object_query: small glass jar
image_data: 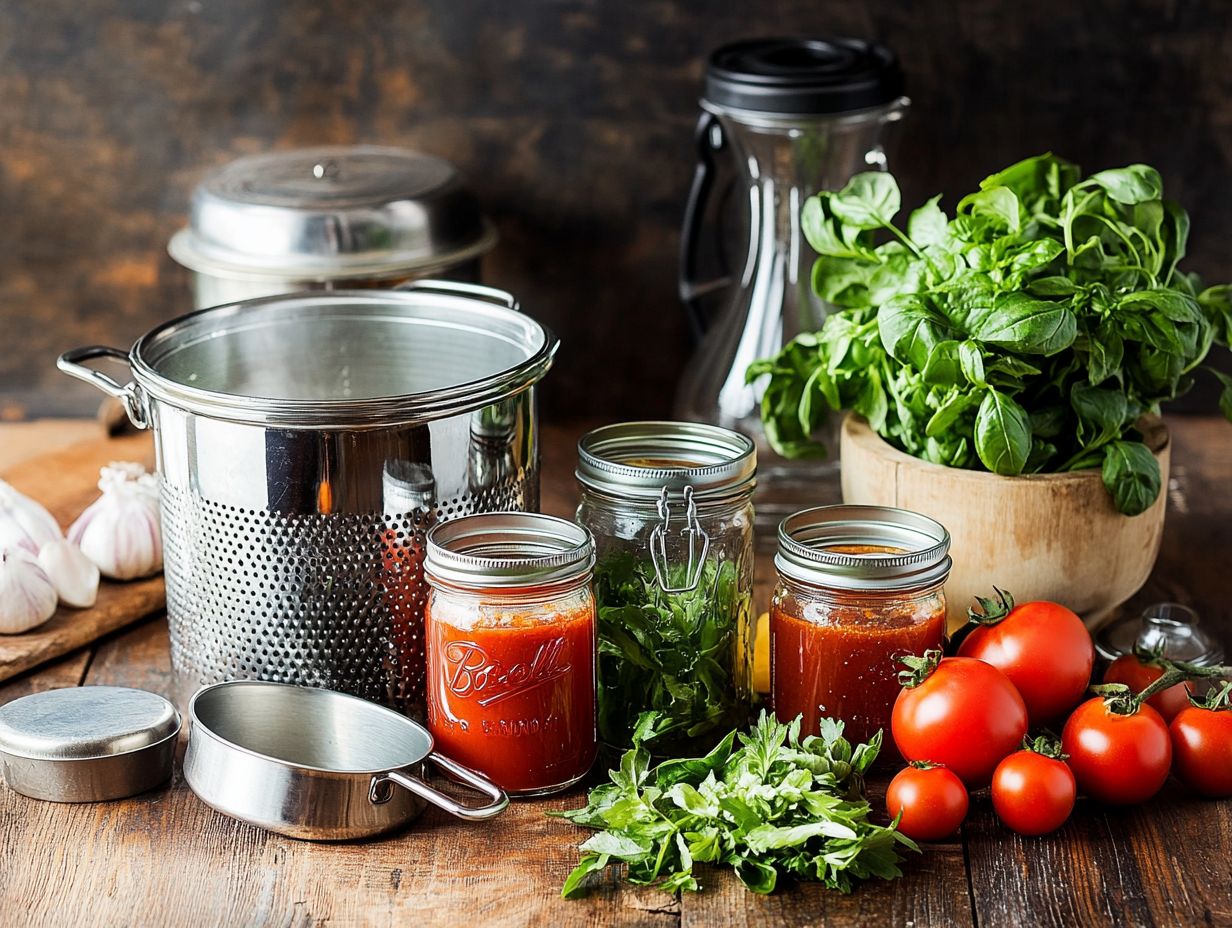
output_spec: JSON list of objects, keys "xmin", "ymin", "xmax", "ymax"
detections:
[
  {"xmin": 576, "ymin": 422, "xmax": 756, "ymax": 756},
  {"xmin": 423, "ymin": 513, "xmax": 597, "ymax": 797},
  {"xmin": 772, "ymin": 505, "xmax": 951, "ymax": 746}
]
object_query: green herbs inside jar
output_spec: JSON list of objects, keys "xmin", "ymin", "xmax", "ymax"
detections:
[{"xmin": 575, "ymin": 422, "xmax": 756, "ymax": 756}]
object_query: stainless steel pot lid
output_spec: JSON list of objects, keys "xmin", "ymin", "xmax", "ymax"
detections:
[
  {"xmin": 124, "ymin": 284, "xmax": 558, "ymax": 428},
  {"xmin": 0, "ymin": 686, "xmax": 180, "ymax": 761},
  {"xmin": 168, "ymin": 146, "xmax": 497, "ymax": 280}
]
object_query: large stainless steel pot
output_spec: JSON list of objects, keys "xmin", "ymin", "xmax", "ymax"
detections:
[
  {"xmin": 185, "ymin": 681, "xmax": 507, "ymax": 840},
  {"xmin": 58, "ymin": 281, "xmax": 558, "ymax": 716}
]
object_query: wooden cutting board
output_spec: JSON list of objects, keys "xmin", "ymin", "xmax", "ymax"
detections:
[{"xmin": 0, "ymin": 430, "xmax": 164, "ymax": 683}]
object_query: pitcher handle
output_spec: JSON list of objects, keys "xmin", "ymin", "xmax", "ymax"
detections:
[
  {"xmin": 395, "ymin": 279, "xmax": 520, "ymax": 313},
  {"xmin": 373, "ymin": 752, "xmax": 509, "ymax": 821},
  {"xmin": 678, "ymin": 111, "xmax": 730, "ymax": 342},
  {"xmin": 57, "ymin": 346, "xmax": 149, "ymax": 430}
]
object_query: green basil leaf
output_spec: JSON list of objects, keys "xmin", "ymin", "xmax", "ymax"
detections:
[
  {"xmin": 979, "ymin": 152, "xmax": 1079, "ymax": 202},
  {"xmin": 974, "ymin": 389, "xmax": 1031, "ymax": 475},
  {"xmin": 1087, "ymin": 325, "xmax": 1124, "ymax": 386},
  {"xmin": 829, "ymin": 172, "xmax": 902, "ymax": 230},
  {"xmin": 1101, "ymin": 441, "xmax": 1161, "ymax": 515},
  {"xmin": 1070, "ymin": 382, "xmax": 1128, "ymax": 448},
  {"xmin": 969, "ymin": 292, "xmax": 1077, "ymax": 355},
  {"xmin": 922, "ymin": 340, "xmax": 962, "ymax": 385},
  {"xmin": 1006, "ymin": 239, "xmax": 1064, "ymax": 275},
  {"xmin": 958, "ymin": 186, "xmax": 1021, "ymax": 233},
  {"xmin": 1029, "ymin": 405, "xmax": 1068, "ymax": 439},
  {"xmin": 1198, "ymin": 284, "xmax": 1232, "ymax": 343},
  {"xmin": 1087, "ymin": 164, "xmax": 1163, "ymax": 205},
  {"xmin": 854, "ymin": 366, "xmax": 889, "ymax": 431},
  {"xmin": 1210, "ymin": 368, "xmax": 1232, "ymax": 422},
  {"xmin": 878, "ymin": 295, "xmax": 948, "ymax": 368},
  {"xmin": 1120, "ymin": 289, "xmax": 1203, "ymax": 324},
  {"xmin": 925, "ymin": 390, "xmax": 979, "ymax": 438},
  {"xmin": 907, "ymin": 194, "xmax": 948, "ymax": 246},
  {"xmin": 734, "ymin": 857, "xmax": 778, "ymax": 894},
  {"xmin": 1028, "ymin": 276, "xmax": 1082, "ymax": 297},
  {"xmin": 958, "ymin": 340, "xmax": 987, "ymax": 386},
  {"xmin": 1025, "ymin": 438, "xmax": 1059, "ymax": 473},
  {"xmin": 812, "ymin": 255, "xmax": 875, "ymax": 307}
]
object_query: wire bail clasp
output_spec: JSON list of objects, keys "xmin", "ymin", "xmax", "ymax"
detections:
[{"xmin": 648, "ymin": 485, "xmax": 710, "ymax": 594}]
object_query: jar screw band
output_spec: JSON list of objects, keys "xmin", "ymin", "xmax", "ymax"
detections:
[{"xmin": 649, "ymin": 485, "xmax": 710, "ymax": 594}]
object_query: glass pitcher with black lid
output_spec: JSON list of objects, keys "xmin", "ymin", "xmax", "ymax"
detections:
[{"xmin": 675, "ymin": 37, "xmax": 908, "ymax": 526}]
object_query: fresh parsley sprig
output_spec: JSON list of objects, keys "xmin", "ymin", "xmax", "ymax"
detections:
[
  {"xmin": 749, "ymin": 153, "xmax": 1232, "ymax": 515},
  {"xmin": 554, "ymin": 711, "xmax": 916, "ymax": 897}
]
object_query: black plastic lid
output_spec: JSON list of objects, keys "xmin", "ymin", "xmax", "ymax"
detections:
[{"xmin": 703, "ymin": 37, "xmax": 904, "ymax": 116}]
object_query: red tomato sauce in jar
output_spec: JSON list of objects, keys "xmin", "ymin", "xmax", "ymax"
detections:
[
  {"xmin": 423, "ymin": 512, "xmax": 598, "ymax": 797},
  {"xmin": 771, "ymin": 508, "xmax": 952, "ymax": 748},
  {"xmin": 425, "ymin": 600, "xmax": 596, "ymax": 794},
  {"xmin": 771, "ymin": 595, "xmax": 945, "ymax": 745}
]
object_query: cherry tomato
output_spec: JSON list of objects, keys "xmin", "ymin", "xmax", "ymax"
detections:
[
  {"xmin": 958, "ymin": 597, "xmax": 1093, "ymax": 725},
  {"xmin": 1061, "ymin": 697, "xmax": 1171, "ymax": 804},
  {"xmin": 1170, "ymin": 701, "xmax": 1232, "ymax": 798},
  {"xmin": 1103, "ymin": 655, "xmax": 1194, "ymax": 722},
  {"xmin": 886, "ymin": 764, "xmax": 969, "ymax": 841},
  {"xmin": 991, "ymin": 749, "xmax": 1076, "ymax": 836},
  {"xmin": 892, "ymin": 653, "xmax": 1029, "ymax": 788}
]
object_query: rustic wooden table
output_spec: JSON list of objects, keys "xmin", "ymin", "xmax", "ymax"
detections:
[{"xmin": 1, "ymin": 418, "xmax": 1229, "ymax": 928}]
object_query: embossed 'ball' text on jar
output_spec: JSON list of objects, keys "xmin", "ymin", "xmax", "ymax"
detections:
[
  {"xmin": 423, "ymin": 513, "xmax": 597, "ymax": 797},
  {"xmin": 575, "ymin": 422, "xmax": 756, "ymax": 758},
  {"xmin": 771, "ymin": 505, "xmax": 952, "ymax": 746}
]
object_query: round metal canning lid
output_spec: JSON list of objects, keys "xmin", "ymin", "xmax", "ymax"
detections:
[
  {"xmin": 425, "ymin": 512, "xmax": 596, "ymax": 589},
  {"xmin": 167, "ymin": 146, "xmax": 497, "ymax": 280},
  {"xmin": 128, "ymin": 289, "xmax": 558, "ymax": 428},
  {"xmin": 0, "ymin": 686, "xmax": 181, "ymax": 761},
  {"xmin": 775, "ymin": 505, "xmax": 951, "ymax": 592},
  {"xmin": 575, "ymin": 421, "xmax": 756, "ymax": 501}
]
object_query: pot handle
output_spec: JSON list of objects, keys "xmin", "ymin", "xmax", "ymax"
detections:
[
  {"xmin": 374, "ymin": 752, "xmax": 509, "ymax": 820},
  {"xmin": 394, "ymin": 279, "xmax": 520, "ymax": 313},
  {"xmin": 57, "ymin": 346, "xmax": 149, "ymax": 430}
]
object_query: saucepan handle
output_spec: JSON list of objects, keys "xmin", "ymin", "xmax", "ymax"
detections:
[
  {"xmin": 374, "ymin": 753, "xmax": 509, "ymax": 820},
  {"xmin": 56, "ymin": 345, "xmax": 149, "ymax": 430},
  {"xmin": 394, "ymin": 279, "xmax": 520, "ymax": 313}
]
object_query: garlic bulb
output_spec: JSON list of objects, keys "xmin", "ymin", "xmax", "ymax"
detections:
[
  {"xmin": 0, "ymin": 477, "xmax": 62, "ymax": 554},
  {"xmin": 0, "ymin": 548, "xmax": 58, "ymax": 633},
  {"xmin": 38, "ymin": 539, "xmax": 99, "ymax": 609},
  {"xmin": 68, "ymin": 462, "xmax": 163, "ymax": 581}
]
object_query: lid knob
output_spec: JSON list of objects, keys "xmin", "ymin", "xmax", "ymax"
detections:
[{"xmin": 312, "ymin": 159, "xmax": 341, "ymax": 181}]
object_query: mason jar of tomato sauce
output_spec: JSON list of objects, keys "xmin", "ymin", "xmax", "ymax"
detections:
[
  {"xmin": 424, "ymin": 513, "xmax": 597, "ymax": 796},
  {"xmin": 772, "ymin": 505, "xmax": 951, "ymax": 747}
]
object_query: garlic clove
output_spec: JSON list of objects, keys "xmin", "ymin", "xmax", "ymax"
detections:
[
  {"xmin": 68, "ymin": 462, "xmax": 163, "ymax": 581},
  {"xmin": 0, "ymin": 547, "xmax": 58, "ymax": 634},
  {"xmin": 0, "ymin": 478, "xmax": 62, "ymax": 554},
  {"xmin": 37, "ymin": 539, "xmax": 100, "ymax": 609}
]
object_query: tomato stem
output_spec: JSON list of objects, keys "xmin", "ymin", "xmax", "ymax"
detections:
[
  {"xmin": 965, "ymin": 587, "xmax": 1015, "ymax": 626},
  {"xmin": 1022, "ymin": 731, "xmax": 1067, "ymax": 760},
  {"xmin": 1132, "ymin": 660, "xmax": 1231, "ymax": 709},
  {"xmin": 897, "ymin": 649, "xmax": 943, "ymax": 689},
  {"xmin": 1186, "ymin": 679, "xmax": 1232, "ymax": 712}
]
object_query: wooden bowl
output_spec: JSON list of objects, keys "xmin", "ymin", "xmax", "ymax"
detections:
[{"xmin": 839, "ymin": 414, "xmax": 1170, "ymax": 631}]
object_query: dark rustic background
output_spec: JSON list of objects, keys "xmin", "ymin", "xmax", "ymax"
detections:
[{"xmin": 1, "ymin": 0, "xmax": 1229, "ymax": 421}]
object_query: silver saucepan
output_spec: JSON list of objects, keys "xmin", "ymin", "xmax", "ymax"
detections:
[{"xmin": 184, "ymin": 681, "xmax": 508, "ymax": 840}]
